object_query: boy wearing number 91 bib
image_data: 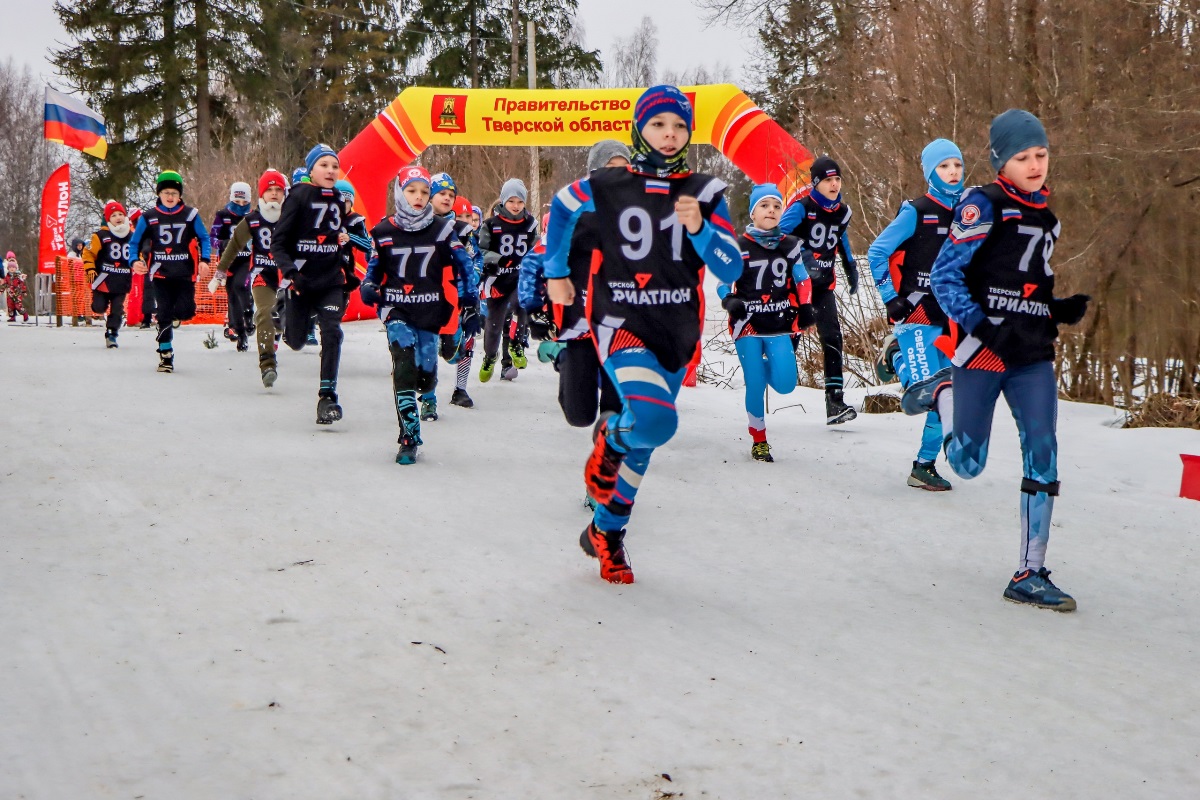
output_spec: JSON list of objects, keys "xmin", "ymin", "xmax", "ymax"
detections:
[
  {"xmin": 915, "ymin": 109, "xmax": 1091, "ymax": 611},
  {"xmin": 270, "ymin": 144, "xmax": 349, "ymax": 425},
  {"xmin": 83, "ymin": 200, "xmax": 135, "ymax": 349},
  {"xmin": 359, "ymin": 166, "xmax": 476, "ymax": 465},
  {"xmin": 129, "ymin": 170, "xmax": 212, "ymax": 373},
  {"xmin": 544, "ymin": 85, "xmax": 744, "ymax": 584}
]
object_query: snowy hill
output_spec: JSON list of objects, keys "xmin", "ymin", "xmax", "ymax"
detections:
[{"xmin": 2, "ymin": 321, "xmax": 1198, "ymax": 799}]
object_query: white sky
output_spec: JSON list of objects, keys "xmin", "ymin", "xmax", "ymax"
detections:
[{"xmin": 3, "ymin": 0, "xmax": 756, "ymax": 88}]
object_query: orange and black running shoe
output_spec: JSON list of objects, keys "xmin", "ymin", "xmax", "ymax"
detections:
[
  {"xmin": 579, "ymin": 523, "xmax": 634, "ymax": 584},
  {"xmin": 584, "ymin": 415, "xmax": 624, "ymax": 505}
]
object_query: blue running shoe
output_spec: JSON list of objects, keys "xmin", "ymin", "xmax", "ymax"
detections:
[
  {"xmin": 1003, "ymin": 568, "xmax": 1076, "ymax": 612},
  {"xmin": 901, "ymin": 366, "xmax": 951, "ymax": 416}
]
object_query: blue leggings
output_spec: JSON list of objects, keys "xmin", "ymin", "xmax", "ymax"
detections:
[
  {"xmin": 734, "ymin": 334, "xmax": 797, "ymax": 441},
  {"xmin": 386, "ymin": 320, "xmax": 439, "ymax": 443},
  {"xmin": 945, "ymin": 360, "xmax": 1059, "ymax": 571},
  {"xmin": 892, "ymin": 322, "xmax": 951, "ymax": 463},
  {"xmin": 593, "ymin": 347, "xmax": 686, "ymax": 533}
]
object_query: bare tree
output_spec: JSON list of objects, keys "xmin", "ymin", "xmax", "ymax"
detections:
[{"xmin": 606, "ymin": 16, "xmax": 658, "ymax": 88}]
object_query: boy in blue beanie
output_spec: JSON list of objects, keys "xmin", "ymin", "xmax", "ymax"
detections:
[
  {"xmin": 914, "ymin": 109, "xmax": 1090, "ymax": 611},
  {"xmin": 779, "ymin": 155, "xmax": 861, "ymax": 424},
  {"xmin": 718, "ymin": 182, "xmax": 815, "ymax": 462},
  {"xmin": 867, "ymin": 138, "xmax": 964, "ymax": 490},
  {"xmin": 544, "ymin": 85, "xmax": 743, "ymax": 583},
  {"xmin": 271, "ymin": 143, "xmax": 349, "ymax": 424}
]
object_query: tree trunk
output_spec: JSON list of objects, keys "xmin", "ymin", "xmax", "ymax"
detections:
[
  {"xmin": 510, "ymin": 0, "xmax": 520, "ymax": 87},
  {"xmin": 196, "ymin": 0, "xmax": 210, "ymax": 155}
]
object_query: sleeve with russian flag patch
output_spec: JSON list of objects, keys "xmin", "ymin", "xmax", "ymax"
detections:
[
  {"xmin": 931, "ymin": 190, "xmax": 995, "ymax": 334},
  {"xmin": 687, "ymin": 195, "xmax": 742, "ymax": 283},
  {"xmin": 545, "ymin": 178, "xmax": 594, "ymax": 279}
]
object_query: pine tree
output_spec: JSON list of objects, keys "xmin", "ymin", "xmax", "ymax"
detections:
[
  {"xmin": 52, "ymin": 0, "xmax": 254, "ymax": 199},
  {"xmin": 399, "ymin": 0, "xmax": 601, "ymax": 89},
  {"xmin": 240, "ymin": 0, "xmax": 409, "ymax": 166}
]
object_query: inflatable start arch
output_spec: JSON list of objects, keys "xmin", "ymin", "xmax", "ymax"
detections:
[{"xmin": 338, "ymin": 84, "xmax": 816, "ymax": 319}]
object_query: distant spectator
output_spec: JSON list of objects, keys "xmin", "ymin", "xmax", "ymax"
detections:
[{"xmin": 2, "ymin": 252, "xmax": 29, "ymax": 322}]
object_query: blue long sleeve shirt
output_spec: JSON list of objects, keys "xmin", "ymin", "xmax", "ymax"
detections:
[{"xmin": 868, "ymin": 185, "xmax": 961, "ymax": 304}]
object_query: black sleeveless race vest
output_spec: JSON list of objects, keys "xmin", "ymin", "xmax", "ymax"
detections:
[
  {"xmin": 92, "ymin": 227, "xmax": 133, "ymax": 293},
  {"xmin": 963, "ymin": 182, "xmax": 1060, "ymax": 366},
  {"xmin": 888, "ymin": 194, "xmax": 954, "ymax": 327},
  {"xmin": 212, "ymin": 208, "xmax": 251, "ymax": 271},
  {"xmin": 788, "ymin": 195, "xmax": 852, "ymax": 290},
  {"xmin": 245, "ymin": 212, "xmax": 280, "ymax": 289},
  {"xmin": 141, "ymin": 205, "xmax": 202, "ymax": 280},
  {"xmin": 371, "ymin": 217, "xmax": 460, "ymax": 332},
  {"xmin": 587, "ymin": 168, "xmax": 726, "ymax": 372},
  {"xmin": 728, "ymin": 233, "xmax": 805, "ymax": 339},
  {"xmin": 481, "ymin": 211, "xmax": 538, "ymax": 297}
]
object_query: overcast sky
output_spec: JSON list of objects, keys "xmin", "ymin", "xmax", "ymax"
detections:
[{"xmin": 4, "ymin": 0, "xmax": 756, "ymax": 88}]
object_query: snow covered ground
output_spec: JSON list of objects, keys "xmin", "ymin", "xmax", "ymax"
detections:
[{"xmin": 2, "ymin": 320, "xmax": 1198, "ymax": 799}]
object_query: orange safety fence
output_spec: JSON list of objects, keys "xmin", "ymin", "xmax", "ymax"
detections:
[{"xmin": 54, "ymin": 256, "xmax": 229, "ymax": 326}]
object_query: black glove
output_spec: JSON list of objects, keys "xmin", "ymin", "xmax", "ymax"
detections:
[
  {"xmin": 885, "ymin": 295, "xmax": 914, "ymax": 324},
  {"xmin": 722, "ymin": 294, "xmax": 747, "ymax": 321},
  {"xmin": 287, "ymin": 271, "xmax": 308, "ymax": 294},
  {"xmin": 1050, "ymin": 293, "xmax": 1091, "ymax": 325},
  {"xmin": 527, "ymin": 309, "xmax": 554, "ymax": 341},
  {"xmin": 359, "ymin": 280, "xmax": 381, "ymax": 306},
  {"xmin": 343, "ymin": 271, "xmax": 361, "ymax": 292},
  {"xmin": 795, "ymin": 303, "xmax": 816, "ymax": 329},
  {"xmin": 459, "ymin": 304, "xmax": 482, "ymax": 338},
  {"xmin": 971, "ymin": 318, "xmax": 1016, "ymax": 363},
  {"xmin": 842, "ymin": 258, "xmax": 860, "ymax": 295}
]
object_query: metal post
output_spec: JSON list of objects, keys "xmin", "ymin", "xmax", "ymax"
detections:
[{"xmin": 527, "ymin": 20, "xmax": 539, "ymax": 218}]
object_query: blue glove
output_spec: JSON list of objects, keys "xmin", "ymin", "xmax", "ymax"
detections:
[
  {"xmin": 459, "ymin": 304, "xmax": 482, "ymax": 338},
  {"xmin": 359, "ymin": 281, "xmax": 381, "ymax": 306}
]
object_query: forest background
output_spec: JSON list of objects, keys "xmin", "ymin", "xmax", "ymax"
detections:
[{"xmin": 0, "ymin": 0, "xmax": 1196, "ymax": 409}]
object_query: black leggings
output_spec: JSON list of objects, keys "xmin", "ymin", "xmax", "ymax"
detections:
[
  {"xmin": 153, "ymin": 278, "xmax": 196, "ymax": 347},
  {"xmin": 284, "ymin": 284, "xmax": 346, "ymax": 396},
  {"xmin": 91, "ymin": 290, "xmax": 127, "ymax": 333},
  {"xmin": 226, "ymin": 262, "xmax": 253, "ymax": 334},
  {"xmin": 558, "ymin": 338, "xmax": 621, "ymax": 427},
  {"xmin": 483, "ymin": 289, "xmax": 527, "ymax": 365},
  {"xmin": 810, "ymin": 285, "xmax": 844, "ymax": 391}
]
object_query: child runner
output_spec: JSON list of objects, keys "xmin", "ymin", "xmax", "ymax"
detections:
[
  {"xmin": 215, "ymin": 169, "xmax": 289, "ymax": 386},
  {"xmin": 335, "ymin": 178, "xmax": 368, "ymax": 296},
  {"xmin": 779, "ymin": 155, "xmax": 861, "ymax": 424},
  {"xmin": 82, "ymin": 201, "xmax": 135, "ymax": 347},
  {"xmin": 867, "ymin": 138, "xmax": 964, "ymax": 490},
  {"xmin": 916, "ymin": 109, "xmax": 1090, "ymax": 611},
  {"xmin": 419, "ymin": 171, "xmax": 483, "ymax": 419},
  {"xmin": 2, "ymin": 253, "xmax": 28, "ymax": 322},
  {"xmin": 718, "ymin": 183, "xmax": 815, "ymax": 462},
  {"xmin": 521, "ymin": 140, "xmax": 629, "ymax": 431},
  {"xmin": 129, "ymin": 170, "xmax": 212, "ymax": 373},
  {"xmin": 545, "ymin": 85, "xmax": 743, "ymax": 584},
  {"xmin": 210, "ymin": 181, "xmax": 254, "ymax": 350},
  {"xmin": 359, "ymin": 166, "xmax": 474, "ymax": 464},
  {"xmin": 270, "ymin": 144, "xmax": 349, "ymax": 424},
  {"xmin": 448, "ymin": 194, "xmax": 484, "ymax": 408},
  {"xmin": 478, "ymin": 179, "xmax": 538, "ymax": 382}
]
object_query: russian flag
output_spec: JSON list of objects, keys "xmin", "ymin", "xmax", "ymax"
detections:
[
  {"xmin": 44, "ymin": 88, "xmax": 107, "ymax": 160},
  {"xmin": 645, "ymin": 179, "xmax": 671, "ymax": 195}
]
